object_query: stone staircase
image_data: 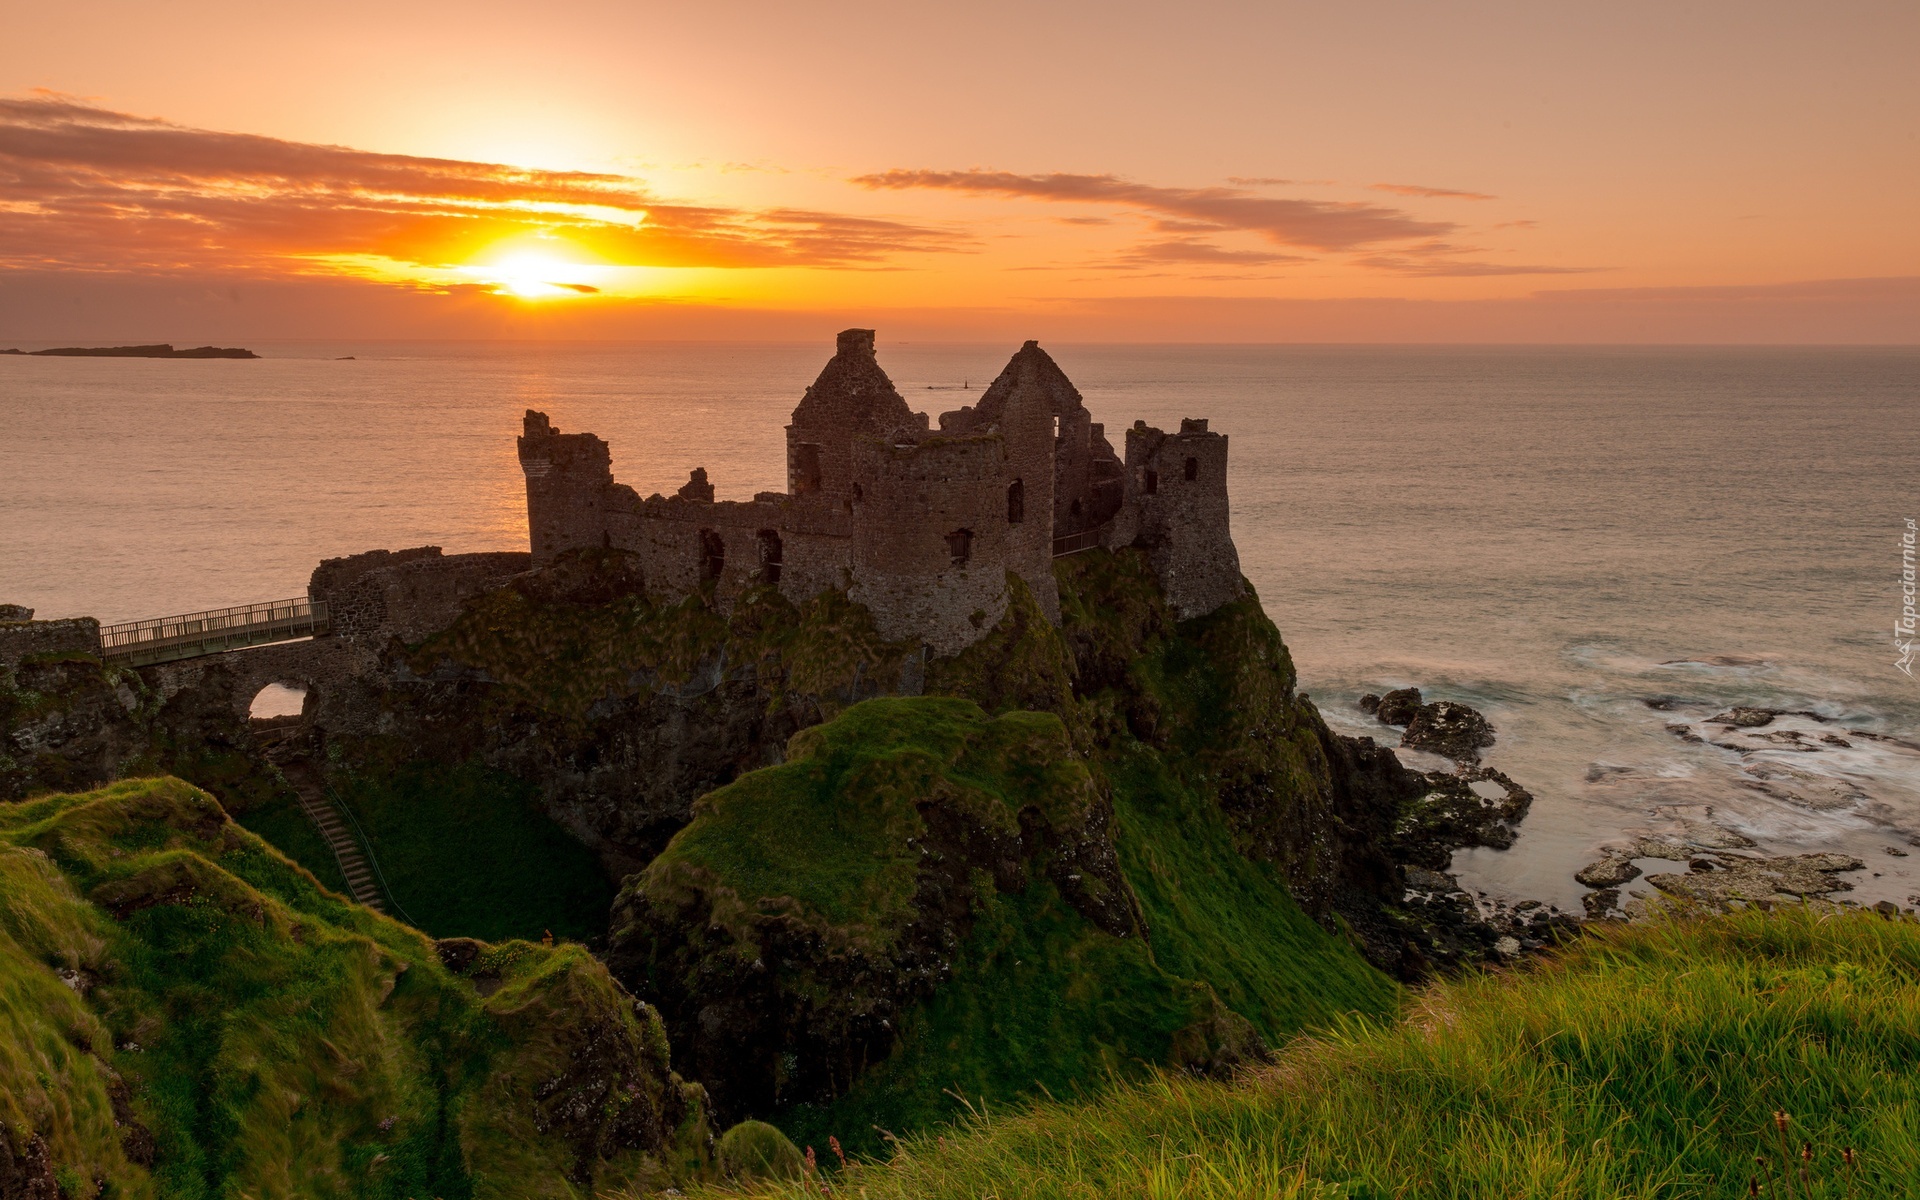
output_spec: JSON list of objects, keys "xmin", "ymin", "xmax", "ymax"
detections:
[
  {"xmin": 258, "ymin": 733, "xmax": 387, "ymax": 915},
  {"xmin": 290, "ymin": 778, "xmax": 386, "ymax": 913}
]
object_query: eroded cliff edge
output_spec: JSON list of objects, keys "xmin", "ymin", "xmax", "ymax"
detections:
[{"xmin": 5, "ymin": 547, "xmax": 1535, "ymax": 1150}]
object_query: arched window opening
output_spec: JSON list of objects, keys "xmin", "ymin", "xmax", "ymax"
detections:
[
  {"xmin": 946, "ymin": 528, "xmax": 974, "ymax": 567},
  {"xmin": 249, "ymin": 682, "xmax": 307, "ymax": 722},
  {"xmin": 792, "ymin": 444, "xmax": 823, "ymax": 494},
  {"xmin": 757, "ymin": 529, "xmax": 783, "ymax": 584},
  {"xmin": 852, "ymin": 482, "xmax": 864, "ymax": 503},
  {"xmin": 699, "ymin": 529, "xmax": 726, "ymax": 582},
  {"xmin": 1006, "ymin": 479, "xmax": 1024, "ymax": 524},
  {"xmin": 1053, "ymin": 416, "xmax": 1061, "ymax": 440},
  {"xmin": 1143, "ymin": 468, "xmax": 1159, "ymax": 495},
  {"xmin": 1069, "ymin": 498, "xmax": 1083, "ymax": 518},
  {"xmin": 1184, "ymin": 456, "xmax": 1199, "ymax": 481}
]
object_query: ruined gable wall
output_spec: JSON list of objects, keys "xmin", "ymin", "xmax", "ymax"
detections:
[
  {"xmin": 1124, "ymin": 419, "xmax": 1244, "ymax": 620},
  {"xmin": 850, "ymin": 435, "xmax": 1013, "ymax": 655},
  {"xmin": 949, "ymin": 341, "xmax": 1120, "ymax": 540},
  {"xmin": 785, "ymin": 329, "xmax": 919, "ymax": 508},
  {"xmin": 992, "ymin": 373, "xmax": 1061, "ymax": 624}
]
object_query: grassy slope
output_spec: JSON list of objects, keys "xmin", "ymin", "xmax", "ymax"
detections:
[
  {"xmin": 628, "ymin": 684, "xmax": 1393, "ymax": 1152},
  {"xmin": 0, "ymin": 778, "xmax": 707, "ymax": 1200},
  {"xmin": 714, "ymin": 907, "xmax": 1920, "ymax": 1200},
  {"xmin": 331, "ymin": 762, "xmax": 616, "ymax": 943}
]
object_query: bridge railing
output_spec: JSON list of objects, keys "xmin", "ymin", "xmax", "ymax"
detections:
[{"xmin": 100, "ymin": 598, "xmax": 330, "ymax": 666}]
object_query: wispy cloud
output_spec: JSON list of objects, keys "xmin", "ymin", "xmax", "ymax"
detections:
[
  {"xmin": 1369, "ymin": 182, "xmax": 1497, "ymax": 201},
  {"xmin": 1115, "ymin": 240, "xmax": 1305, "ymax": 267},
  {"xmin": 852, "ymin": 169, "xmax": 1451, "ymax": 251},
  {"xmin": 0, "ymin": 93, "xmax": 965, "ymax": 279}
]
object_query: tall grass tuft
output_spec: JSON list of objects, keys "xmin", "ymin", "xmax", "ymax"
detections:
[{"xmin": 693, "ymin": 906, "xmax": 1919, "ymax": 1199}]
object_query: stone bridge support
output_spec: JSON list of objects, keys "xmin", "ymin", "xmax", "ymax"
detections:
[{"xmin": 140, "ymin": 636, "xmax": 377, "ymax": 720}]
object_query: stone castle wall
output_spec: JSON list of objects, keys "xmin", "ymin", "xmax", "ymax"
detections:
[
  {"xmin": 517, "ymin": 330, "xmax": 1243, "ymax": 653},
  {"xmin": 851, "ymin": 434, "xmax": 1016, "ymax": 654}
]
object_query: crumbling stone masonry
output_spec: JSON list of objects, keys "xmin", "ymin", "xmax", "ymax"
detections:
[{"xmin": 518, "ymin": 330, "xmax": 1243, "ymax": 653}]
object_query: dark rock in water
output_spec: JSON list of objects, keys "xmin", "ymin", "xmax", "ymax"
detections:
[
  {"xmin": 1358, "ymin": 692, "xmax": 1382, "ymax": 714},
  {"xmin": 1874, "ymin": 900, "xmax": 1901, "ymax": 917},
  {"xmin": 1666, "ymin": 723, "xmax": 1704, "ymax": 744},
  {"xmin": 1708, "ymin": 706, "xmax": 1776, "ymax": 727},
  {"xmin": 0, "ymin": 604, "xmax": 30, "ymax": 622},
  {"xmin": 2, "ymin": 343, "xmax": 258, "ymax": 359},
  {"xmin": 1374, "ymin": 687, "xmax": 1423, "ymax": 726},
  {"xmin": 1640, "ymin": 696, "xmax": 1682, "ymax": 710},
  {"xmin": 1401, "ymin": 700, "xmax": 1496, "ymax": 762},
  {"xmin": 1390, "ymin": 766, "xmax": 1532, "ymax": 870},
  {"xmin": 1574, "ymin": 854, "xmax": 1640, "ymax": 888}
]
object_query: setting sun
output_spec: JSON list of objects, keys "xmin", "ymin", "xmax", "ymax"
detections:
[{"xmin": 462, "ymin": 248, "xmax": 607, "ymax": 298}]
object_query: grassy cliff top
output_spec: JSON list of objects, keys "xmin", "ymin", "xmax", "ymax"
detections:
[
  {"xmin": 641, "ymin": 697, "xmax": 1093, "ymax": 943},
  {"xmin": 0, "ymin": 777, "xmax": 707, "ymax": 1200},
  {"xmin": 703, "ymin": 906, "xmax": 1920, "ymax": 1199}
]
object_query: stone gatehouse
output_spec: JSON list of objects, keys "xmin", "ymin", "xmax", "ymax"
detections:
[{"xmin": 519, "ymin": 329, "xmax": 1242, "ymax": 654}]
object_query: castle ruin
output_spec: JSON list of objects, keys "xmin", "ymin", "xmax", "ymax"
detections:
[{"xmin": 519, "ymin": 330, "xmax": 1242, "ymax": 654}]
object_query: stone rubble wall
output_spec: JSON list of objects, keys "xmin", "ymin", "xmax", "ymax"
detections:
[
  {"xmin": 0, "ymin": 616, "xmax": 101, "ymax": 672},
  {"xmin": 311, "ymin": 547, "xmax": 532, "ymax": 643}
]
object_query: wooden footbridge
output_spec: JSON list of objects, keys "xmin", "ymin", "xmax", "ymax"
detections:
[{"xmin": 99, "ymin": 597, "xmax": 329, "ymax": 666}]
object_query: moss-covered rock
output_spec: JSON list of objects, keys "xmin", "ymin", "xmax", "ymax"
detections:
[
  {"xmin": 606, "ymin": 697, "xmax": 1138, "ymax": 1120},
  {"xmin": 714, "ymin": 1121, "xmax": 803, "ymax": 1182},
  {"xmin": 0, "ymin": 777, "xmax": 710, "ymax": 1200}
]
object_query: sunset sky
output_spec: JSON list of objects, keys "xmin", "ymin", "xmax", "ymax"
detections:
[{"xmin": 3, "ymin": 0, "xmax": 1916, "ymax": 341}]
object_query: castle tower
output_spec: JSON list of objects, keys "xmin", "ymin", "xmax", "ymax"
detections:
[
  {"xmin": 518, "ymin": 410, "xmax": 615, "ymax": 566},
  {"xmin": 849, "ymin": 434, "xmax": 1016, "ymax": 655},
  {"xmin": 786, "ymin": 329, "xmax": 919, "ymax": 509},
  {"xmin": 1125, "ymin": 418, "xmax": 1244, "ymax": 620}
]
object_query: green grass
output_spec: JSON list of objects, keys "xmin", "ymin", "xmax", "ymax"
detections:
[
  {"xmin": 770, "ymin": 732, "xmax": 1397, "ymax": 1157},
  {"xmin": 331, "ymin": 761, "xmax": 616, "ymax": 944},
  {"xmin": 0, "ymin": 777, "xmax": 710, "ymax": 1200},
  {"xmin": 709, "ymin": 907, "xmax": 1920, "ymax": 1200},
  {"xmin": 1105, "ymin": 743, "xmax": 1399, "ymax": 1040},
  {"xmin": 233, "ymin": 789, "xmax": 351, "ymax": 895}
]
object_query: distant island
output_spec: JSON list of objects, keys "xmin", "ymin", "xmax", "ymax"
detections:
[{"xmin": 1, "ymin": 343, "xmax": 257, "ymax": 358}]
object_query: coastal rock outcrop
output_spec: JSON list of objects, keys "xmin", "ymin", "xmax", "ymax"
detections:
[{"xmin": 1401, "ymin": 700, "xmax": 1497, "ymax": 763}]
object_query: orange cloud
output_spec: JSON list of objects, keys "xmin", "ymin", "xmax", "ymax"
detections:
[
  {"xmin": 1113, "ymin": 240, "xmax": 1305, "ymax": 267},
  {"xmin": 1370, "ymin": 182, "xmax": 1497, "ymax": 200},
  {"xmin": 0, "ymin": 93, "xmax": 965, "ymax": 278},
  {"xmin": 852, "ymin": 169, "xmax": 1451, "ymax": 251}
]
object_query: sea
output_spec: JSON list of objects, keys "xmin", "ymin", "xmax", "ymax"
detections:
[{"xmin": 3, "ymin": 341, "xmax": 1917, "ymax": 912}]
